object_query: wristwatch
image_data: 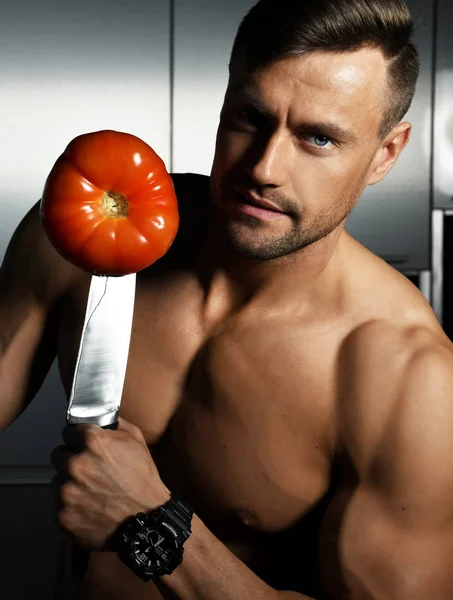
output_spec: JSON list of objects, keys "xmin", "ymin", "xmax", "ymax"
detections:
[{"xmin": 117, "ymin": 495, "xmax": 193, "ymax": 581}]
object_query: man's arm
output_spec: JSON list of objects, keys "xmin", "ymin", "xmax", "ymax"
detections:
[
  {"xmin": 155, "ymin": 514, "xmax": 313, "ymax": 600},
  {"xmin": 0, "ymin": 201, "xmax": 81, "ymax": 430},
  {"xmin": 339, "ymin": 331, "xmax": 453, "ymax": 599}
]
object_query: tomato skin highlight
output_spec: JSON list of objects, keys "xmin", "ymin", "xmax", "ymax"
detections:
[{"xmin": 40, "ymin": 130, "xmax": 179, "ymax": 276}]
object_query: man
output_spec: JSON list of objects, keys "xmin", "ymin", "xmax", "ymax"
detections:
[{"xmin": 2, "ymin": 0, "xmax": 452, "ymax": 598}]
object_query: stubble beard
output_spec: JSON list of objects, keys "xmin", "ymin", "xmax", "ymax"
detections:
[{"xmin": 216, "ymin": 186, "xmax": 362, "ymax": 262}]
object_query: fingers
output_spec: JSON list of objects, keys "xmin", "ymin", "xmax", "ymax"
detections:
[
  {"xmin": 62, "ymin": 421, "xmax": 144, "ymax": 452},
  {"xmin": 50, "ymin": 444, "xmax": 75, "ymax": 476},
  {"xmin": 63, "ymin": 420, "xmax": 144, "ymax": 449},
  {"xmin": 62, "ymin": 424, "xmax": 100, "ymax": 451},
  {"xmin": 117, "ymin": 417, "xmax": 145, "ymax": 442},
  {"xmin": 51, "ymin": 472, "xmax": 67, "ymax": 515}
]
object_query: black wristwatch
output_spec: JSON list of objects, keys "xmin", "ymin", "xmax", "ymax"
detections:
[{"xmin": 117, "ymin": 496, "xmax": 193, "ymax": 581}]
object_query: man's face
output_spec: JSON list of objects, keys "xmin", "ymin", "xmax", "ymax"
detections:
[{"xmin": 210, "ymin": 48, "xmax": 392, "ymax": 260}]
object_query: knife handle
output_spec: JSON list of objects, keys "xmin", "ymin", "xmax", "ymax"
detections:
[
  {"xmin": 102, "ymin": 421, "xmax": 119, "ymax": 431},
  {"xmin": 71, "ymin": 420, "xmax": 119, "ymax": 578}
]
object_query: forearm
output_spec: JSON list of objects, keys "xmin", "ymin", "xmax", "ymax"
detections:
[{"xmin": 154, "ymin": 514, "xmax": 314, "ymax": 600}]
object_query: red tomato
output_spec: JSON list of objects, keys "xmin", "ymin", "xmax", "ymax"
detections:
[{"xmin": 40, "ymin": 130, "xmax": 179, "ymax": 275}]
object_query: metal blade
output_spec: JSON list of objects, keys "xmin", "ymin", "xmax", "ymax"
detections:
[{"xmin": 67, "ymin": 273, "xmax": 136, "ymax": 427}]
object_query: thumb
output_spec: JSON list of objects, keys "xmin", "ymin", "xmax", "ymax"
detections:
[{"xmin": 117, "ymin": 417, "xmax": 145, "ymax": 442}]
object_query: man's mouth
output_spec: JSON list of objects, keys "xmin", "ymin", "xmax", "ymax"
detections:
[{"xmin": 229, "ymin": 188, "xmax": 287, "ymax": 222}]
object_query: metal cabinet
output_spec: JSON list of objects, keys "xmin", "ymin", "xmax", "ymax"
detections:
[
  {"xmin": 432, "ymin": 0, "xmax": 453, "ymax": 325},
  {"xmin": 0, "ymin": 0, "xmax": 172, "ymax": 480},
  {"xmin": 0, "ymin": 0, "xmax": 439, "ymax": 476},
  {"xmin": 433, "ymin": 0, "xmax": 453, "ymax": 211},
  {"xmin": 346, "ymin": 0, "xmax": 434, "ymax": 273},
  {"xmin": 173, "ymin": 0, "xmax": 433, "ymax": 274},
  {"xmin": 172, "ymin": 0, "xmax": 258, "ymax": 174}
]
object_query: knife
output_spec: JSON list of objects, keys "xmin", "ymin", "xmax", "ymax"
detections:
[
  {"xmin": 67, "ymin": 272, "xmax": 136, "ymax": 427},
  {"xmin": 68, "ymin": 272, "xmax": 137, "ymax": 577}
]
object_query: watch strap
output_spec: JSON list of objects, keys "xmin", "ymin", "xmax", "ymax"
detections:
[{"xmin": 157, "ymin": 495, "xmax": 193, "ymax": 538}]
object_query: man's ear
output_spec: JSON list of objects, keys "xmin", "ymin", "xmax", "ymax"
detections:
[{"xmin": 366, "ymin": 122, "xmax": 412, "ymax": 186}]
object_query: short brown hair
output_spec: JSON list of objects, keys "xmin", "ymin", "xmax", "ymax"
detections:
[{"xmin": 230, "ymin": 0, "xmax": 420, "ymax": 139}]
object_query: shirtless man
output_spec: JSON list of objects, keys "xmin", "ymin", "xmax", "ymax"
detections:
[{"xmin": 2, "ymin": 0, "xmax": 453, "ymax": 598}]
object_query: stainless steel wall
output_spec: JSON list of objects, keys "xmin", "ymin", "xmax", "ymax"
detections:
[
  {"xmin": 434, "ymin": 0, "xmax": 453, "ymax": 211},
  {"xmin": 0, "ymin": 0, "xmax": 171, "ymax": 480},
  {"xmin": 173, "ymin": 0, "xmax": 256, "ymax": 173},
  {"xmin": 0, "ymin": 0, "xmax": 441, "ymax": 475},
  {"xmin": 346, "ymin": 0, "xmax": 433, "ymax": 272},
  {"xmin": 431, "ymin": 0, "xmax": 453, "ymax": 326},
  {"xmin": 0, "ymin": 0, "xmax": 442, "ymax": 595}
]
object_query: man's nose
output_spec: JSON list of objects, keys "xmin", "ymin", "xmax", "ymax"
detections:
[{"xmin": 247, "ymin": 132, "xmax": 289, "ymax": 188}]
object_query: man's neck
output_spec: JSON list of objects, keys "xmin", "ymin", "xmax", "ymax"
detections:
[{"xmin": 197, "ymin": 227, "xmax": 349, "ymax": 322}]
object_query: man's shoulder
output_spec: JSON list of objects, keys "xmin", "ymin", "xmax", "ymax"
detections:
[
  {"xmin": 337, "ymin": 308, "xmax": 453, "ymax": 469},
  {"xmin": 344, "ymin": 315, "xmax": 447, "ymax": 360},
  {"xmin": 171, "ymin": 172, "xmax": 210, "ymax": 196},
  {"xmin": 339, "ymin": 313, "xmax": 452, "ymax": 397},
  {"xmin": 170, "ymin": 172, "xmax": 211, "ymax": 225},
  {"xmin": 1, "ymin": 200, "xmax": 85, "ymax": 306},
  {"xmin": 151, "ymin": 173, "xmax": 211, "ymax": 269},
  {"xmin": 342, "ymin": 239, "xmax": 446, "ymax": 372}
]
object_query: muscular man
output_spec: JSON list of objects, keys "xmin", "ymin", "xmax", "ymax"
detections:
[{"xmin": 2, "ymin": 0, "xmax": 453, "ymax": 598}]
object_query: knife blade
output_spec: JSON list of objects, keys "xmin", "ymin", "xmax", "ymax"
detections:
[
  {"xmin": 67, "ymin": 272, "xmax": 136, "ymax": 579},
  {"xmin": 67, "ymin": 272, "xmax": 136, "ymax": 427}
]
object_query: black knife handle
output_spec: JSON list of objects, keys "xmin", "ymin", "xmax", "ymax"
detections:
[
  {"xmin": 102, "ymin": 421, "xmax": 119, "ymax": 431},
  {"xmin": 71, "ymin": 419, "xmax": 118, "ymax": 578}
]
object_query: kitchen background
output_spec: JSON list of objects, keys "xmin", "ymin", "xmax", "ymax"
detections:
[{"xmin": 0, "ymin": 0, "xmax": 449, "ymax": 596}]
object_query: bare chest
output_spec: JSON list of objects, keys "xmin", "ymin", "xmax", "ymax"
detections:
[{"xmin": 58, "ymin": 279, "xmax": 339, "ymax": 592}]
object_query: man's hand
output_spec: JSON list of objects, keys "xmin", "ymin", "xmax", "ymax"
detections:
[{"xmin": 50, "ymin": 417, "xmax": 171, "ymax": 551}]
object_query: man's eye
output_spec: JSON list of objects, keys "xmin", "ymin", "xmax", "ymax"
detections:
[
  {"xmin": 234, "ymin": 108, "xmax": 265, "ymax": 128},
  {"xmin": 237, "ymin": 109, "xmax": 252, "ymax": 121},
  {"xmin": 306, "ymin": 134, "xmax": 333, "ymax": 148},
  {"xmin": 237, "ymin": 109, "xmax": 254, "ymax": 124}
]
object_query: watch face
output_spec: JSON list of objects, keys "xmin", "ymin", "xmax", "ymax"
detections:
[{"xmin": 131, "ymin": 523, "xmax": 179, "ymax": 570}]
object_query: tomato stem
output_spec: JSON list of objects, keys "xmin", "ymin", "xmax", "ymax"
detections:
[{"xmin": 100, "ymin": 191, "xmax": 129, "ymax": 219}]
